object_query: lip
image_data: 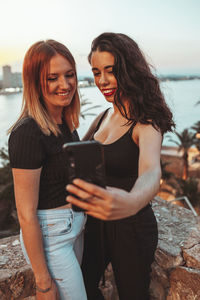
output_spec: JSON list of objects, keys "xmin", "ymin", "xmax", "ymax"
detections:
[
  {"xmin": 55, "ymin": 90, "xmax": 71, "ymax": 96},
  {"xmin": 101, "ymin": 88, "xmax": 116, "ymax": 97}
]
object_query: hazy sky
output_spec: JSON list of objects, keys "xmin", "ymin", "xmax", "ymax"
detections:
[{"xmin": 1, "ymin": 0, "xmax": 200, "ymax": 76}]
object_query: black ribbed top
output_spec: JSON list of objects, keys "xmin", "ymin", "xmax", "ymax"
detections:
[{"xmin": 8, "ymin": 117, "xmax": 79, "ymax": 209}]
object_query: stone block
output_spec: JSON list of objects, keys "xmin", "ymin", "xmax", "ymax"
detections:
[
  {"xmin": 167, "ymin": 266, "xmax": 200, "ymax": 299},
  {"xmin": 155, "ymin": 248, "xmax": 183, "ymax": 270},
  {"xmin": 183, "ymin": 244, "xmax": 200, "ymax": 269},
  {"xmin": 151, "ymin": 261, "xmax": 169, "ymax": 289}
]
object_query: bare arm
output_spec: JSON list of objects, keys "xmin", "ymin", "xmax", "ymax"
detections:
[
  {"xmin": 127, "ymin": 123, "xmax": 162, "ymax": 212},
  {"xmin": 66, "ymin": 124, "xmax": 162, "ymax": 220},
  {"xmin": 13, "ymin": 168, "xmax": 59, "ymax": 299}
]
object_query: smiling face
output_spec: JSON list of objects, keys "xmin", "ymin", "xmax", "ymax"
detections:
[
  {"xmin": 90, "ymin": 50, "xmax": 117, "ymax": 102},
  {"xmin": 43, "ymin": 53, "xmax": 77, "ymax": 117}
]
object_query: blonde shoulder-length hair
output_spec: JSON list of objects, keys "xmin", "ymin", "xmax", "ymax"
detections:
[{"xmin": 9, "ymin": 39, "xmax": 80, "ymax": 135}]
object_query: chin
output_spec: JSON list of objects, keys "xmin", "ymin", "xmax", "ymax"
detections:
[{"xmin": 104, "ymin": 96, "xmax": 115, "ymax": 103}]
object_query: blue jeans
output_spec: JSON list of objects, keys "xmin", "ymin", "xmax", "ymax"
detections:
[{"xmin": 20, "ymin": 208, "xmax": 87, "ymax": 300}]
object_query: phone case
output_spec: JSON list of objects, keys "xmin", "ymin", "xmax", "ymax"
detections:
[{"xmin": 63, "ymin": 140, "xmax": 106, "ymax": 211}]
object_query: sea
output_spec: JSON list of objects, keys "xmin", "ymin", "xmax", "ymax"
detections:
[{"xmin": 0, "ymin": 79, "xmax": 200, "ymax": 162}]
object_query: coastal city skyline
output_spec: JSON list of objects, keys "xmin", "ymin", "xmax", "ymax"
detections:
[{"xmin": 1, "ymin": 0, "xmax": 200, "ymax": 77}]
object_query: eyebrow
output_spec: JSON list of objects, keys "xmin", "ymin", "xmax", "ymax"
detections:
[
  {"xmin": 92, "ymin": 65, "xmax": 114, "ymax": 71},
  {"xmin": 48, "ymin": 69, "xmax": 74, "ymax": 75}
]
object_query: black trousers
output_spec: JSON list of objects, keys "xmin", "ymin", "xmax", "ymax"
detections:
[{"xmin": 81, "ymin": 205, "xmax": 158, "ymax": 300}]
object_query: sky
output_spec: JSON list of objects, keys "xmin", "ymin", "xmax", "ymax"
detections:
[{"xmin": 0, "ymin": 0, "xmax": 200, "ymax": 77}]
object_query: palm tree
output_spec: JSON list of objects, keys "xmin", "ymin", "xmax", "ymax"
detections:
[
  {"xmin": 80, "ymin": 92, "xmax": 101, "ymax": 120},
  {"xmin": 167, "ymin": 177, "xmax": 200, "ymax": 210},
  {"xmin": 0, "ymin": 146, "xmax": 18, "ymax": 236},
  {"xmin": 160, "ymin": 160, "xmax": 174, "ymax": 182},
  {"xmin": 191, "ymin": 121, "xmax": 200, "ymax": 152},
  {"xmin": 168, "ymin": 129, "xmax": 195, "ymax": 179}
]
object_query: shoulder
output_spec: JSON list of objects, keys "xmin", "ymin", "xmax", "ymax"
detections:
[
  {"xmin": 9, "ymin": 117, "xmax": 45, "ymax": 169},
  {"xmin": 91, "ymin": 108, "xmax": 110, "ymax": 126},
  {"xmin": 9, "ymin": 117, "xmax": 44, "ymax": 153},
  {"xmin": 9, "ymin": 117, "xmax": 43, "ymax": 144},
  {"xmin": 132, "ymin": 122, "xmax": 162, "ymax": 146},
  {"xmin": 82, "ymin": 108, "xmax": 110, "ymax": 141},
  {"xmin": 11, "ymin": 117, "xmax": 41, "ymax": 135}
]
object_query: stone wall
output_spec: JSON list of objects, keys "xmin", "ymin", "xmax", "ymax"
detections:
[{"xmin": 1, "ymin": 197, "xmax": 200, "ymax": 299}]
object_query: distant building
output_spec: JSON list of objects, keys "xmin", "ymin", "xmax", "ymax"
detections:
[
  {"xmin": 11, "ymin": 72, "xmax": 22, "ymax": 88},
  {"xmin": 2, "ymin": 65, "xmax": 22, "ymax": 88},
  {"xmin": 3, "ymin": 65, "xmax": 12, "ymax": 88},
  {"xmin": 78, "ymin": 80, "xmax": 90, "ymax": 88}
]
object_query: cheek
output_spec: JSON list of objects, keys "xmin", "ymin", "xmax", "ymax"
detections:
[
  {"xmin": 111, "ymin": 76, "xmax": 117, "ymax": 86},
  {"xmin": 70, "ymin": 78, "xmax": 77, "ymax": 90},
  {"xmin": 94, "ymin": 77, "xmax": 100, "ymax": 87},
  {"xmin": 47, "ymin": 83, "xmax": 56, "ymax": 94}
]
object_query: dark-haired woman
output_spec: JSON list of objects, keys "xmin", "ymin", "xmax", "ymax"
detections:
[{"xmin": 67, "ymin": 32, "xmax": 175, "ymax": 300}]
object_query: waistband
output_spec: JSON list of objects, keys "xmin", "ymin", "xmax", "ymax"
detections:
[
  {"xmin": 37, "ymin": 208, "xmax": 84, "ymax": 219},
  {"xmin": 137, "ymin": 203, "xmax": 151, "ymax": 215}
]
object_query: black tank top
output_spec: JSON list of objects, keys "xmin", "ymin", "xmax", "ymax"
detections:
[{"xmin": 92, "ymin": 109, "xmax": 139, "ymax": 191}]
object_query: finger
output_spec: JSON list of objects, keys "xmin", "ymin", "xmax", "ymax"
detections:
[
  {"xmin": 67, "ymin": 194, "xmax": 107, "ymax": 213},
  {"xmin": 66, "ymin": 184, "xmax": 92, "ymax": 200},
  {"xmin": 67, "ymin": 195, "xmax": 96, "ymax": 211},
  {"xmin": 86, "ymin": 211, "xmax": 108, "ymax": 220},
  {"xmin": 73, "ymin": 178, "xmax": 108, "ymax": 198},
  {"xmin": 87, "ymin": 211, "xmax": 117, "ymax": 221}
]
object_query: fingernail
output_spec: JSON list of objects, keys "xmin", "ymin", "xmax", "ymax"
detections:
[{"xmin": 73, "ymin": 178, "xmax": 79, "ymax": 184}]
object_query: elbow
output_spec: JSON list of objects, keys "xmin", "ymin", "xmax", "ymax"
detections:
[
  {"xmin": 155, "ymin": 165, "xmax": 162, "ymax": 187},
  {"xmin": 17, "ymin": 209, "xmax": 37, "ymax": 227},
  {"xmin": 157, "ymin": 166, "xmax": 162, "ymax": 182}
]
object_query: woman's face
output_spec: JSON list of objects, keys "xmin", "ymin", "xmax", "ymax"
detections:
[
  {"xmin": 43, "ymin": 53, "xmax": 76, "ymax": 114},
  {"xmin": 90, "ymin": 50, "xmax": 117, "ymax": 103}
]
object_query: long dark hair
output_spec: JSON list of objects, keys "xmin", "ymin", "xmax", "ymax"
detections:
[{"xmin": 88, "ymin": 32, "xmax": 175, "ymax": 134}]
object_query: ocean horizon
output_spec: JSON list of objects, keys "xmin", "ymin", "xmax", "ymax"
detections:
[{"xmin": 0, "ymin": 79, "xmax": 200, "ymax": 152}]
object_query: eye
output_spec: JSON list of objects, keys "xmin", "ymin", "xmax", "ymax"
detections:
[
  {"xmin": 47, "ymin": 77, "xmax": 57, "ymax": 81},
  {"xmin": 65, "ymin": 72, "xmax": 75, "ymax": 78},
  {"xmin": 93, "ymin": 72, "xmax": 100, "ymax": 77}
]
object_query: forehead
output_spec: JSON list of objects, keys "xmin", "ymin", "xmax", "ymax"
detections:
[
  {"xmin": 49, "ymin": 53, "xmax": 73, "ymax": 73},
  {"xmin": 91, "ymin": 51, "xmax": 114, "ymax": 69}
]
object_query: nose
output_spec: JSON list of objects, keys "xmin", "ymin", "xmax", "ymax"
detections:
[
  {"xmin": 99, "ymin": 73, "xmax": 109, "ymax": 86},
  {"xmin": 59, "ymin": 76, "xmax": 70, "ymax": 89}
]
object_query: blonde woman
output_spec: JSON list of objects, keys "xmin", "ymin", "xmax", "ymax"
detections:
[{"xmin": 8, "ymin": 40, "xmax": 87, "ymax": 300}]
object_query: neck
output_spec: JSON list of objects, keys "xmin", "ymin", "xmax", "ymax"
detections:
[
  {"xmin": 48, "ymin": 107, "xmax": 63, "ymax": 124},
  {"xmin": 112, "ymin": 101, "xmax": 129, "ymax": 116}
]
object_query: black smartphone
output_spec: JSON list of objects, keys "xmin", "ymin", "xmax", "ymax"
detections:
[{"xmin": 63, "ymin": 140, "xmax": 106, "ymax": 211}]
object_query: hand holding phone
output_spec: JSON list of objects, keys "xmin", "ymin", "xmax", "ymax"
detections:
[{"xmin": 63, "ymin": 140, "xmax": 106, "ymax": 211}]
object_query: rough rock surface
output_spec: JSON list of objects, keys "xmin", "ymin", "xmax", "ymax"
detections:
[
  {"xmin": 150, "ymin": 196, "xmax": 200, "ymax": 300},
  {"xmin": 1, "ymin": 197, "xmax": 200, "ymax": 299}
]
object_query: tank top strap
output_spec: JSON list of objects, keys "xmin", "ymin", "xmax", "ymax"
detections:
[
  {"xmin": 94, "ymin": 108, "xmax": 110, "ymax": 133},
  {"xmin": 128, "ymin": 120, "xmax": 137, "ymax": 136}
]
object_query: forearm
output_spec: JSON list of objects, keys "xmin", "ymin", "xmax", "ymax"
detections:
[
  {"xmin": 129, "ymin": 167, "xmax": 161, "ymax": 213},
  {"xmin": 20, "ymin": 216, "xmax": 51, "ymax": 285}
]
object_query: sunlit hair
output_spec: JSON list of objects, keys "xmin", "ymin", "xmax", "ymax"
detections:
[
  {"xmin": 88, "ymin": 32, "xmax": 175, "ymax": 134},
  {"xmin": 9, "ymin": 39, "xmax": 80, "ymax": 135}
]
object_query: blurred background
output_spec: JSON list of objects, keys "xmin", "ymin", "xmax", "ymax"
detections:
[{"xmin": 0, "ymin": 0, "xmax": 200, "ymax": 235}]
